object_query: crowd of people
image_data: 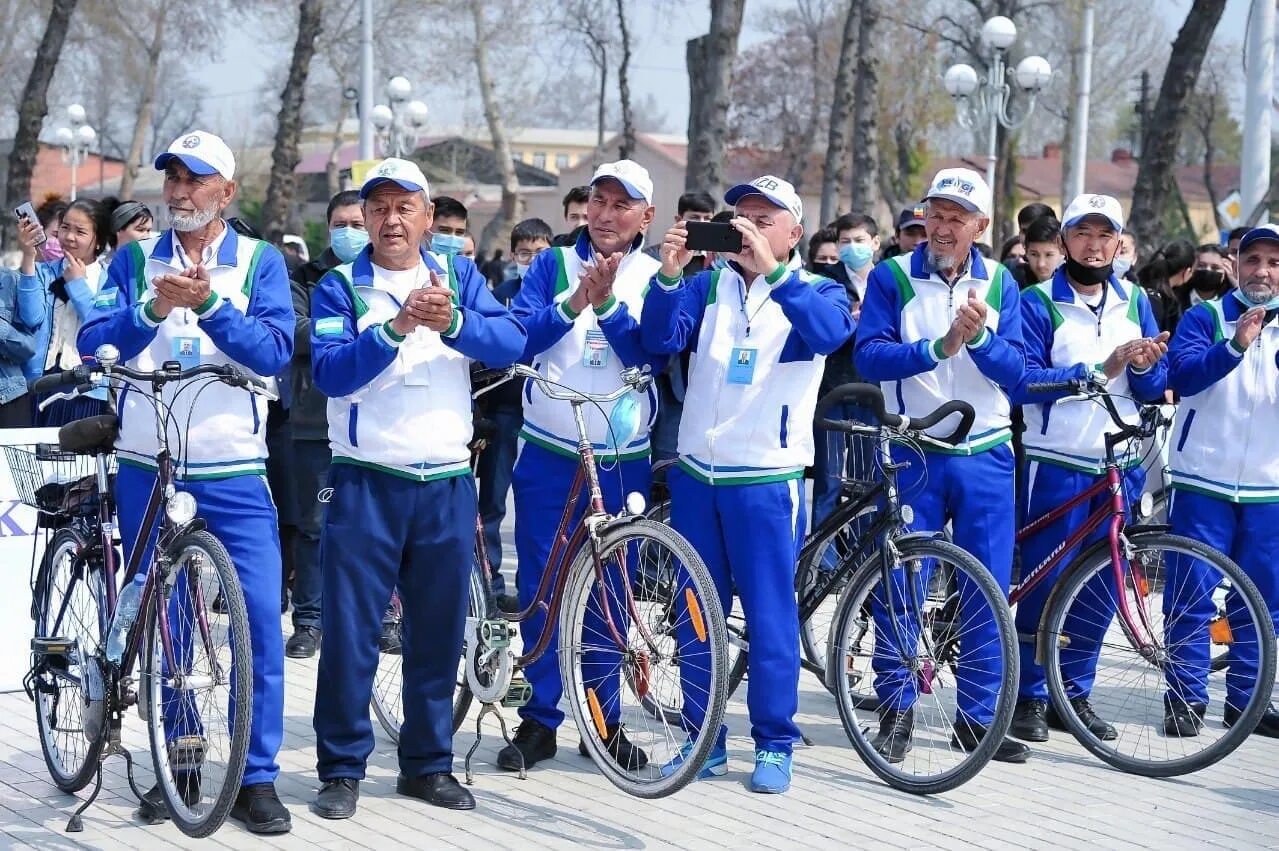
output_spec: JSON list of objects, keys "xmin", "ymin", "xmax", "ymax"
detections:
[{"xmin": 2, "ymin": 127, "xmax": 1276, "ymax": 835}]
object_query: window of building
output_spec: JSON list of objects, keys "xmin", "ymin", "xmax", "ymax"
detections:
[
  {"xmin": 555, "ymin": 153, "xmax": 570, "ymax": 170},
  {"xmin": 532, "ymin": 152, "xmax": 546, "ymax": 169}
]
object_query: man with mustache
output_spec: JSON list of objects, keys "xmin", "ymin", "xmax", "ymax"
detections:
[{"xmin": 78, "ymin": 130, "xmax": 295, "ymax": 833}]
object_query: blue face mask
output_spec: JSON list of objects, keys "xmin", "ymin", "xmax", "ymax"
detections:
[
  {"xmin": 431, "ymin": 232, "xmax": 466, "ymax": 257},
  {"xmin": 330, "ymin": 226, "xmax": 369, "ymax": 263},
  {"xmin": 840, "ymin": 242, "xmax": 874, "ymax": 271},
  {"xmin": 1233, "ymin": 287, "xmax": 1279, "ymax": 312},
  {"xmin": 608, "ymin": 393, "xmax": 641, "ymax": 450},
  {"xmin": 1112, "ymin": 256, "xmax": 1133, "ymax": 278}
]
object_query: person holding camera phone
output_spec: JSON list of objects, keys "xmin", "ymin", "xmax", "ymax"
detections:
[{"xmin": 643, "ymin": 175, "xmax": 853, "ymax": 793}]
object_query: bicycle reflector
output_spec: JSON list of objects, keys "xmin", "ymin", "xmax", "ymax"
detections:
[{"xmin": 165, "ymin": 491, "xmax": 198, "ymax": 525}]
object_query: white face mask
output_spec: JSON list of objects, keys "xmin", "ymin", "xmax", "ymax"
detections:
[
  {"xmin": 515, "ymin": 262, "xmax": 530, "ymax": 279},
  {"xmin": 1112, "ymin": 256, "xmax": 1133, "ymax": 277}
]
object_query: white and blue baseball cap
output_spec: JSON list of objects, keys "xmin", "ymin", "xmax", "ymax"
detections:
[
  {"xmin": 154, "ymin": 131, "xmax": 236, "ymax": 180},
  {"xmin": 724, "ymin": 175, "xmax": 803, "ymax": 221},
  {"xmin": 925, "ymin": 167, "xmax": 991, "ymax": 218},
  {"xmin": 1063, "ymin": 193, "xmax": 1124, "ymax": 232},
  {"xmin": 1238, "ymin": 224, "xmax": 1279, "ymax": 252},
  {"xmin": 590, "ymin": 159, "xmax": 654, "ymax": 205},
  {"xmin": 359, "ymin": 157, "xmax": 431, "ymax": 200}
]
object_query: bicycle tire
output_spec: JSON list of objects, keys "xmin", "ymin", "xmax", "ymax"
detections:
[
  {"xmin": 832, "ymin": 536, "xmax": 1017, "ymax": 795},
  {"xmin": 33, "ymin": 527, "xmax": 109, "ymax": 792},
  {"xmin": 1042, "ymin": 530, "xmax": 1277, "ymax": 777},
  {"xmin": 560, "ymin": 518, "xmax": 728, "ymax": 798},
  {"xmin": 372, "ymin": 559, "xmax": 488, "ymax": 742},
  {"xmin": 142, "ymin": 531, "xmax": 251, "ymax": 838}
]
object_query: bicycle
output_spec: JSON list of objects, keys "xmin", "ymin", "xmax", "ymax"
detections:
[
  {"xmin": 11, "ymin": 343, "xmax": 275, "ymax": 837},
  {"xmin": 454, "ymin": 363, "xmax": 727, "ymax": 798},
  {"xmin": 1011, "ymin": 376, "xmax": 1276, "ymax": 777}
]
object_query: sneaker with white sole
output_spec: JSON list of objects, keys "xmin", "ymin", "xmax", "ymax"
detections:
[
  {"xmin": 750, "ymin": 749, "xmax": 791, "ymax": 794},
  {"xmin": 659, "ymin": 726, "xmax": 727, "ymax": 780}
]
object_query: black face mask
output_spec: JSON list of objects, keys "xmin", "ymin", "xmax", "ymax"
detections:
[
  {"xmin": 1063, "ymin": 252, "xmax": 1113, "ymax": 286},
  {"xmin": 1188, "ymin": 267, "xmax": 1228, "ymax": 295}
]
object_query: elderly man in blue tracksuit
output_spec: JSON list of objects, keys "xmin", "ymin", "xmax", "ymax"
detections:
[
  {"xmin": 855, "ymin": 168, "xmax": 1028, "ymax": 764},
  {"xmin": 1162, "ymin": 223, "xmax": 1279, "ymax": 739},
  {"xmin": 77, "ymin": 131, "xmax": 295, "ymax": 833},
  {"xmin": 645, "ymin": 175, "xmax": 854, "ymax": 794},
  {"xmin": 307, "ymin": 159, "xmax": 524, "ymax": 818},
  {"xmin": 495, "ymin": 159, "xmax": 665, "ymax": 774},
  {"xmin": 1009, "ymin": 195, "xmax": 1169, "ymax": 744}
]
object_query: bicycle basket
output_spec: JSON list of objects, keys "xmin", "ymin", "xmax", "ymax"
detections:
[{"xmin": 2, "ymin": 444, "xmax": 101, "ymax": 515}]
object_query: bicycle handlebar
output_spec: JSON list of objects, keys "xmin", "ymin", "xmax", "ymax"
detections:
[
  {"xmin": 474, "ymin": 363, "xmax": 652, "ymax": 404},
  {"xmin": 814, "ymin": 382, "xmax": 976, "ymax": 446},
  {"xmin": 32, "ymin": 357, "xmax": 277, "ymax": 402},
  {"xmin": 1026, "ymin": 376, "xmax": 1168, "ymax": 442}
]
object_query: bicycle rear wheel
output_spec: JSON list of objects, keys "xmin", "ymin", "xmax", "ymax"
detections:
[
  {"xmin": 832, "ymin": 537, "xmax": 1017, "ymax": 795},
  {"xmin": 371, "ymin": 559, "xmax": 488, "ymax": 742},
  {"xmin": 141, "ymin": 531, "xmax": 251, "ymax": 838},
  {"xmin": 32, "ymin": 528, "xmax": 109, "ymax": 792},
  {"xmin": 561, "ymin": 518, "xmax": 728, "ymax": 798},
  {"xmin": 1043, "ymin": 530, "xmax": 1276, "ymax": 777}
]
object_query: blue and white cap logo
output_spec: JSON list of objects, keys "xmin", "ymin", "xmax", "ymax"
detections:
[
  {"xmin": 153, "ymin": 130, "xmax": 236, "ymax": 180},
  {"xmin": 1062, "ymin": 193, "xmax": 1124, "ymax": 232},
  {"xmin": 359, "ymin": 157, "xmax": 431, "ymax": 200},
  {"xmin": 925, "ymin": 167, "xmax": 991, "ymax": 218},
  {"xmin": 724, "ymin": 174, "xmax": 803, "ymax": 222}
]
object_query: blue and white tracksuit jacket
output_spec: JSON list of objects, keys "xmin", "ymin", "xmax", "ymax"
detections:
[
  {"xmin": 642, "ymin": 253, "xmax": 854, "ymax": 753},
  {"xmin": 1011, "ymin": 269, "xmax": 1167, "ymax": 702},
  {"xmin": 1165, "ymin": 295, "xmax": 1279, "ymax": 710},
  {"xmin": 855, "ymin": 243, "xmax": 1024, "ymax": 724},
  {"xmin": 77, "ymin": 225, "xmax": 294, "ymax": 785},
  {"xmin": 508, "ymin": 230, "xmax": 664, "ymax": 731},
  {"xmin": 308, "ymin": 245, "xmax": 525, "ymax": 779}
]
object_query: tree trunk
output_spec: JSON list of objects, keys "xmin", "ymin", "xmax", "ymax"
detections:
[
  {"xmin": 3, "ymin": 0, "xmax": 78, "ymax": 249},
  {"xmin": 261, "ymin": 0, "xmax": 323, "ymax": 244},
  {"xmin": 684, "ymin": 0, "xmax": 746, "ymax": 195},
  {"xmin": 119, "ymin": 7, "xmax": 168, "ymax": 200},
  {"xmin": 615, "ymin": 0, "xmax": 635, "ymax": 159},
  {"xmin": 596, "ymin": 54, "xmax": 608, "ymax": 150},
  {"xmin": 995, "ymin": 125, "xmax": 1018, "ymax": 247},
  {"xmin": 471, "ymin": 0, "xmax": 520, "ymax": 255},
  {"xmin": 820, "ymin": 3, "xmax": 859, "ymax": 225},
  {"xmin": 1129, "ymin": 0, "xmax": 1226, "ymax": 256},
  {"xmin": 848, "ymin": 0, "xmax": 880, "ymax": 214}
]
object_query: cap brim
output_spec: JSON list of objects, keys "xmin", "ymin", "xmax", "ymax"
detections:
[
  {"xmin": 1064, "ymin": 213, "xmax": 1124, "ymax": 232},
  {"xmin": 590, "ymin": 175, "xmax": 648, "ymax": 202},
  {"xmin": 925, "ymin": 193, "xmax": 984, "ymax": 215},
  {"xmin": 1240, "ymin": 231, "xmax": 1279, "ymax": 252},
  {"xmin": 900, "ymin": 220, "xmax": 927, "ymax": 231},
  {"xmin": 724, "ymin": 184, "xmax": 787, "ymax": 211},
  {"xmin": 359, "ymin": 177, "xmax": 426, "ymax": 199},
  {"xmin": 153, "ymin": 152, "xmax": 221, "ymax": 176}
]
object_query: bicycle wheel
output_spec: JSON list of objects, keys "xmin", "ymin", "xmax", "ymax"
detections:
[
  {"xmin": 32, "ymin": 528, "xmax": 109, "ymax": 792},
  {"xmin": 832, "ymin": 537, "xmax": 1017, "ymax": 795},
  {"xmin": 371, "ymin": 559, "xmax": 488, "ymax": 743},
  {"xmin": 1042, "ymin": 530, "xmax": 1276, "ymax": 777},
  {"xmin": 141, "ymin": 531, "xmax": 251, "ymax": 838},
  {"xmin": 560, "ymin": 517, "xmax": 728, "ymax": 798}
]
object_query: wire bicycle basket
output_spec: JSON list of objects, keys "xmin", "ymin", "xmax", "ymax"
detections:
[{"xmin": 2, "ymin": 444, "xmax": 111, "ymax": 520}]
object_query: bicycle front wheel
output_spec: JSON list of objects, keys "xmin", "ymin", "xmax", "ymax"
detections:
[
  {"xmin": 33, "ymin": 528, "xmax": 109, "ymax": 792},
  {"xmin": 141, "ymin": 531, "xmax": 251, "ymax": 838},
  {"xmin": 832, "ymin": 537, "xmax": 1018, "ymax": 795},
  {"xmin": 560, "ymin": 518, "xmax": 728, "ymax": 798},
  {"xmin": 1043, "ymin": 530, "xmax": 1276, "ymax": 777}
]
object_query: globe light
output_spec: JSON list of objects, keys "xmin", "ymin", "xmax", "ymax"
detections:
[
  {"xmin": 66, "ymin": 103, "xmax": 87, "ymax": 126},
  {"xmin": 944, "ymin": 63, "xmax": 980, "ymax": 97},
  {"xmin": 386, "ymin": 75, "xmax": 412, "ymax": 103},
  {"xmin": 55, "ymin": 126, "xmax": 74, "ymax": 146},
  {"xmin": 371, "ymin": 103, "xmax": 394, "ymax": 130},
  {"xmin": 405, "ymin": 99, "xmax": 429, "ymax": 129},
  {"xmin": 981, "ymin": 15, "xmax": 1018, "ymax": 51},
  {"xmin": 1015, "ymin": 55, "xmax": 1053, "ymax": 91},
  {"xmin": 75, "ymin": 124, "xmax": 96, "ymax": 147}
]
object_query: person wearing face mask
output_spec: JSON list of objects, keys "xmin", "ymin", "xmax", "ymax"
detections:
[
  {"xmin": 1161, "ymin": 223, "xmax": 1279, "ymax": 740},
  {"xmin": 35, "ymin": 199, "xmax": 68, "ymax": 263},
  {"xmin": 833, "ymin": 212, "xmax": 880, "ymax": 304},
  {"xmin": 428, "ymin": 196, "xmax": 469, "ymax": 259},
  {"xmin": 1176, "ymin": 244, "xmax": 1235, "ymax": 313},
  {"xmin": 1137, "ymin": 239, "xmax": 1195, "ymax": 335},
  {"xmin": 1009, "ymin": 196, "xmax": 1169, "ymax": 744},
  {"xmin": 1114, "ymin": 231, "xmax": 1138, "ymax": 282},
  {"xmin": 285, "ymin": 189, "xmax": 366, "ymax": 659}
]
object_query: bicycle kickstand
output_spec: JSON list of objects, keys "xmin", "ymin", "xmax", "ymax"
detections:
[
  {"xmin": 465, "ymin": 701, "xmax": 524, "ymax": 784},
  {"xmin": 65, "ymin": 766, "xmax": 103, "ymax": 833}
]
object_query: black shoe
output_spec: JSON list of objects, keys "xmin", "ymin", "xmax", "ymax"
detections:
[
  {"xmin": 951, "ymin": 720, "xmax": 1031, "ymax": 764},
  {"xmin": 1047, "ymin": 696, "xmax": 1117, "ymax": 741},
  {"xmin": 497, "ymin": 593, "xmax": 521, "ymax": 615},
  {"xmin": 230, "ymin": 783, "xmax": 291, "ymax": 834},
  {"xmin": 379, "ymin": 620, "xmax": 402, "ymax": 655},
  {"xmin": 578, "ymin": 725, "xmax": 648, "ymax": 770},
  {"xmin": 1163, "ymin": 697, "xmax": 1206, "ymax": 737},
  {"xmin": 396, "ymin": 772, "xmax": 475, "ymax": 810},
  {"xmin": 870, "ymin": 708, "xmax": 914, "ymax": 763},
  {"xmin": 135, "ymin": 773, "xmax": 200, "ymax": 823},
  {"xmin": 1010, "ymin": 699, "xmax": 1049, "ymax": 743},
  {"xmin": 285, "ymin": 626, "xmax": 321, "ymax": 659},
  {"xmin": 1224, "ymin": 702, "xmax": 1279, "ymax": 738},
  {"xmin": 497, "ymin": 719, "xmax": 557, "ymax": 771},
  {"xmin": 312, "ymin": 778, "xmax": 359, "ymax": 820}
]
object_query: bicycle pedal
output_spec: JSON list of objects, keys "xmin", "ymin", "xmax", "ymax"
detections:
[
  {"xmin": 168, "ymin": 736, "xmax": 207, "ymax": 771},
  {"xmin": 31, "ymin": 637, "xmax": 78, "ymax": 671},
  {"xmin": 479, "ymin": 619, "xmax": 515, "ymax": 650},
  {"xmin": 501, "ymin": 677, "xmax": 532, "ymax": 708}
]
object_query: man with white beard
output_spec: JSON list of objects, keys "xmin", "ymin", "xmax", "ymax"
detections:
[{"xmin": 79, "ymin": 131, "xmax": 295, "ymax": 834}]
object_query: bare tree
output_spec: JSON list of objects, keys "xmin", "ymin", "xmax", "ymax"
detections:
[
  {"xmin": 1128, "ymin": 0, "xmax": 1226, "ymax": 254},
  {"xmin": 615, "ymin": 0, "xmax": 636, "ymax": 158},
  {"xmin": 849, "ymin": 0, "xmax": 880, "ymax": 212},
  {"xmin": 469, "ymin": 0, "xmax": 521, "ymax": 255},
  {"xmin": 261, "ymin": 0, "xmax": 323, "ymax": 243},
  {"xmin": 1180, "ymin": 52, "xmax": 1242, "ymax": 232},
  {"xmin": 820, "ymin": 3, "xmax": 858, "ymax": 224},
  {"xmin": 685, "ymin": 0, "xmax": 746, "ymax": 195},
  {"xmin": 4, "ymin": 0, "xmax": 79, "ymax": 249},
  {"xmin": 562, "ymin": 1, "xmax": 613, "ymax": 147}
]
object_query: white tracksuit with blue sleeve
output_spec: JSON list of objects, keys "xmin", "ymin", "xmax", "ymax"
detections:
[
  {"xmin": 308, "ymin": 245, "xmax": 524, "ymax": 781},
  {"xmin": 508, "ymin": 229, "xmax": 664, "ymax": 733},
  {"xmin": 1165, "ymin": 296, "xmax": 1279, "ymax": 712},
  {"xmin": 855, "ymin": 243, "xmax": 1024, "ymax": 725},
  {"xmin": 1012, "ymin": 269, "xmax": 1167, "ymax": 703},
  {"xmin": 77, "ymin": 226, "xmax": 294, "ymax": 786},
  {"xmin": 642, "ymin": 253, "xmax": 853, "ymax": 755}
]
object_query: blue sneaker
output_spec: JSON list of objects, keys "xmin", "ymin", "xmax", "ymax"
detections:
[
  {"xmin": 659, "ymin": 727, "xmax": 728, "ymax": 780},
  {"xmin": 750, "ymin": 750, "xmax": 791, "ymax": 794}
]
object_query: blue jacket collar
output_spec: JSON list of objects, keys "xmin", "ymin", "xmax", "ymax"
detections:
[
  {"xmin": 911, "ymin": 243, "xmax": 989, "ymax": 282},
  {"xmin": 352, "ymin": 245, "xmax": 444, "ymax": 286},
  {"xmin": 1050, "ymin": 267, "xmax": 1128, "ymax": 304},
  {"xmin": 150, "ymin": 221, "xmax": 240, "ymax": 268},
  {"xmin": 573, "ymin": 227, "xmax": 644, "ymax": 262}
]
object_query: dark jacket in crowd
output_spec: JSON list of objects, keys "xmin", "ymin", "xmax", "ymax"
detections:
[
  {"xmin": 480, "ymin": 276, "xmax": 527, "ymax": 413},
  {"xmin": 290, "ymin": 247, "xmax": 341, "ymax": 440},
  {"xmin": 811, "ymin": 261, "xmax": 861, "ymax": 394}
]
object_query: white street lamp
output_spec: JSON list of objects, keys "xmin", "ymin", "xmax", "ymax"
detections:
[
  {"xmin": 373, "ymin": 78, "xmax": 427, "ymax": 158},
  {"xmin": 944, "ymin": 17, "xmax": 1052, "ymax": 199},
  {"xmin": 58, "ymin": 103, "xmax": 96, "ymax": 201}
]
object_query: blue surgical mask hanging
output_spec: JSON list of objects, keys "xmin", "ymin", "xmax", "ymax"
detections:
[{"xmin": 608, "ymin": 393, "xmax": 640, "ymax": 451}]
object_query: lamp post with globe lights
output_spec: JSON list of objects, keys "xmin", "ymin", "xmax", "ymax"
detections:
[
  {"xmin": 371, "ymin": 76, "xmax": 429, "ymax": 159},
  {"xmin": 943, "ymin": 16, "xmax": 1052, "ymax": 198},
  {"xmin": 55, "ymin": 104, "xmax": 96, "ymax": 201}
]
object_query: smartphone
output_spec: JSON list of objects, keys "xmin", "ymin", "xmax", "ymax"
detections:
[
  {"xmin": 14, "ymin": 202, "xmax": 46, "ymax": 246},
  {"xmin": 685, "ymin": 221, "xmax": 742, "ymax": 254}
]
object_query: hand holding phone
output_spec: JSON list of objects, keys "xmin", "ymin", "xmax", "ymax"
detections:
[
  {"xmin": 684, "ymin": 221, "xmax": 743, "ymax": 254},
  {"xmin": 14, "ymin": 202, "xmax": 47, "ymax": 248}
]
